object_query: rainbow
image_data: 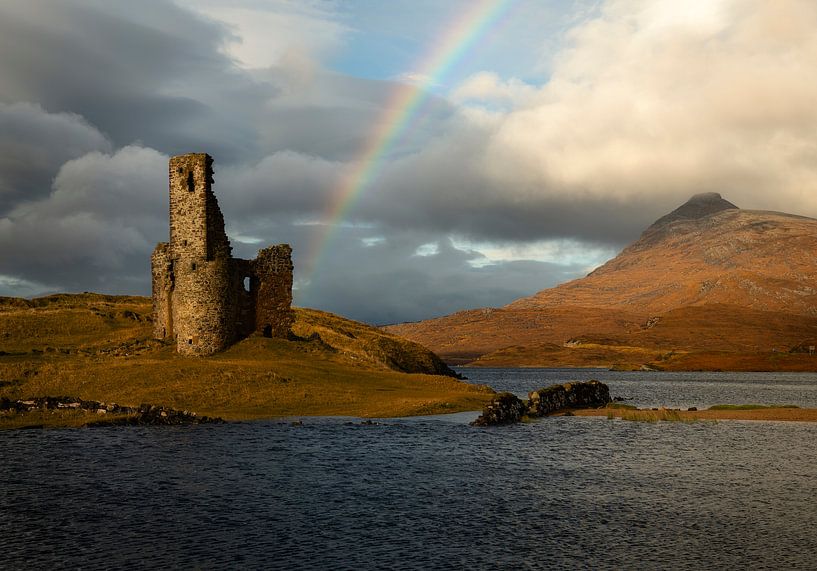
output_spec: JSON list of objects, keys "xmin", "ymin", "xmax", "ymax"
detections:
[{"xmin": 303, "ymin": 0, "xmax": 516, "ymax": 279}]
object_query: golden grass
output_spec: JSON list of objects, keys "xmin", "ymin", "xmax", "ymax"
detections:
[
  {"xmin": 0, "ymin": 295, "xmax": 493, "ymax": 427},
  {"xmin": 612, "ymin": 408, "xmax": 695, "ymax": 423},
  {"xmin": 708, "ymin": 403, "xmax": 799, "ymax": 410},
  {"xmin": 388, "ymin": 298, "xmax": 817, "ymax": 372},
  {"xmin": 575, "ymin": 404, "xmax": 817, "ymax": 422}
]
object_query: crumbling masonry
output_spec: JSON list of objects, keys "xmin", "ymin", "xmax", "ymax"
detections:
[{"xmin": 151, "ymin": 153, "xmax": 293, "ymax": 355}]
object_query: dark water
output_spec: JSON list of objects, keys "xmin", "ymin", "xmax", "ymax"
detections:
[
  {"xmin": 2, "ymin": 370, "xmax": 817, "ymax": 570},
  {"xmin": 469, "ymin": 367, "xmax": 817, "ymax": 409}
]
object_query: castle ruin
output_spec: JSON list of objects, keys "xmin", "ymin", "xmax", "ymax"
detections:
[{"xmin": 151, "ymin": 153, "xmax": 293, "ymax": 355}]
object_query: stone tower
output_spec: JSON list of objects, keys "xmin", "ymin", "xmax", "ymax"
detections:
[{"xmin": 151, "ymin": 153, "xmax": 294, "ymax": 355}]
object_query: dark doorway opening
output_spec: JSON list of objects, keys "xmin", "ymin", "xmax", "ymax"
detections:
[{"xmin": 262, "ymin": 324, "xmax": 272, "ymax": 338}]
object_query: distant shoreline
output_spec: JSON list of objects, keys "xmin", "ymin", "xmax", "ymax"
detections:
[{"xmin": 568, "ymin": 406, "xmax": 817, "ymax": 422}]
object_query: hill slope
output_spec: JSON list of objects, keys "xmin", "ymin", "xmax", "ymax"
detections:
[
  {"xmin": 0, "ymin": 294, "xmax": 491, "ymax": 423},
  {"xmin": 387, "ymin": 194, "xmax": 817, "ymax": 370}
]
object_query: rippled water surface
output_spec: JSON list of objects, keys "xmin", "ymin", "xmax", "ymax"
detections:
[
  {"xmin": 2, "ymin": 369, "xmax": 817, "ymax": 569},
  {"xmin": 467, "ymin": 367, "xmax": 817, "ymax": 409}
]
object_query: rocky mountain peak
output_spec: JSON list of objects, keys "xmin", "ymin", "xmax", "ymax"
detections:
[{"xmin": 649, "ymin": 192, "xmax": 739, "ymax": 230}]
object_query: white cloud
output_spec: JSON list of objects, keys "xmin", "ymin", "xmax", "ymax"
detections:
[
  {"xmin": 413, "ymin": 242, "xmax": 439, "ymax": 257},
  {"xmin": 450, "ymin": 237, "xmax": 617, "ymax": 271},
  {"xmin": 451, "ymin": 72, "xmax": 537, "ymax": 107},
  {"xmin": 480, "ymin": 0, "xmax": 817, "ymax": 215},
  {"xmin": 0, "ymin": 274, "xmax": 56, "ymax": 298},
  {"xmin": 396, "ymin": 72, "xmax": 438, "ymax": 88},
  {"xmin": 181, "ymin": 0, "xmax": 348, "ymax": 69},
  {"xmin": 362, "ymin": 236, "xmax": 385, "ymax": 247}
]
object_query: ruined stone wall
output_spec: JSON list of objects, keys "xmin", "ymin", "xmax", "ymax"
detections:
[
  {"xmin": 151, "ymin": 243, "xmax": 173, "ymax": 340},
  {"xmin": 152, "ymin": 152, "xmax": 294, "ymax": 355},
  {"xmin": 252, "ymin": 245, "xmax": 294, "ymax": 338},
  {"xmin": 230, "ymin": 258, "xmax": 255, "ymax": 337}
]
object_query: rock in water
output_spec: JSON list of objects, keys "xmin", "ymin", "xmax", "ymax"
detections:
[
  {"xmin": 471, "ymin": 392, "xmax": 528, "ymax": 426},
  {"xmin": 471, "ymin": 381, "xmax": 611, "ymax": 426},
  {"xmin": 527, "ymin": 381, "xmax": 611, "ymax": 417}
]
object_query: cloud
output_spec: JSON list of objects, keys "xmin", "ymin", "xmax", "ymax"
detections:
[
  {"xmin": 218, "ymin": 151, "xmax": 342, "ymax": 226},
  {"xmin": 294, "ymin": 229, "xmax": 591, "ymax": 324},
  {"xmin": 0, "ymin": 102, "xmax": 110, "ymax": 212},
  {"xmin": 2, "ymin": 0, "xmax": 817, "ymax": 324},
  {"xmin": 451, "ymin": 72, "xmax": 537, "ymax": 107},
  {"xmin": 336, "ymin": 0, "xmax": 817, "ymax": 248},
  {"xmin": 480, "ymin": 0, "xmax": 817, "ymax": 219},
  {"xmin": 180, "ymin": 0, "xmax": 349, "ymax": 69},
  {"xmin": 0, "ymin": 0, "xmax": 266, "ymax": 161},
  {"xmin": 0, "ymin": 146, "xmax": 167, "ymax": 292}
]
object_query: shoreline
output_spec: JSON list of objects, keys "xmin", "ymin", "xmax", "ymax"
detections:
[
  {"xmin": 454, "ymin": 365, "xmax": 817, "ymax": 372},
  {"xmin": 6, "ymin": 405, "xmax": 817, "ymax": 430},
  {"xmin": 0, "ymin": 394, "xmax": 489, "ymax": 430},
  {"xmin": 568, "ymin": 406, "xmax": 817, "ymax": 422}
]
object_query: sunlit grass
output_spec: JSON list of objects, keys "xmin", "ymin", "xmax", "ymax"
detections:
[
  {"xmin": 0, "ymin": 295, "xmax": 494, "ymax": 427},
  {"xmin": 608, "ymin": 407, "xmax": 711, "ymax": 423},
  {"xmin": 708, "ymin": 404, "xmax": 799, "ymax": 410},
  {"xmin": 606, "ymin": 402, "xmax": 638, "ymax": 410}
]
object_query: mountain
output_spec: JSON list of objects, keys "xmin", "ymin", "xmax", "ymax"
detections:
[{"xmin": 386, "ymin": 194, "xmax": 817, "ymax": 371}]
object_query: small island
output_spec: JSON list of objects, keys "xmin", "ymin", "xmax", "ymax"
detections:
[{"xmin": 0, "ymin": 294, "xmax": 493, "ymax": 429}]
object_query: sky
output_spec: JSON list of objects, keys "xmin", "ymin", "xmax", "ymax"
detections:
[{"xmin": 1, "ymin": 0, "xmax": 817, "ymax": 324}]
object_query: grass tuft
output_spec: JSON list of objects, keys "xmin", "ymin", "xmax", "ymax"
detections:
[
  {"xmin": 606, "ymin": 402, "xmax": 638, "ymax": 410},
  {"xmin": 619, "ymin": 408, "xmax": 698, "ymax": 423}
]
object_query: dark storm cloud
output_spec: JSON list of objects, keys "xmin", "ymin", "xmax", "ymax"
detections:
[
  {"xmin": 0, "ymin": 146, "xmax": 167, "ymax": 293},
  {"xmin": 0, "ymin": 102, "xmax": 110, "ymax": 213},
  {"xmin": 293, "ymin": 229, "xmax": 591, "ymax": 324},
  {"xmin": 0, "ymin": 0, "xmax": 272, "ymax": 162}
]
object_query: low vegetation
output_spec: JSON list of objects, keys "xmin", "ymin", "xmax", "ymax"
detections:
[
  {"xmin": 0, "ymin": 294, "xmax": 493, "ymax": 428},
  {"xmin": 609, "ymin": 408, "xmax": 700, "ymax": 423},
  {"xmin": 575, "ymin": 402, "xmax": 817, "ymax": 422},
  {"xmin": 707, "ymin": 404, "xmax": 799, "ymax": 410}
]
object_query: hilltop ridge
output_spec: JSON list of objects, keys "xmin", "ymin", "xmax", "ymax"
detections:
[
  {"xmin": 386, "ymin": 195, "xmax": 817, "ymax": 370},
  {"xmin": 648, "ymin": 192, "xmax": 738, "ymax": 230}
]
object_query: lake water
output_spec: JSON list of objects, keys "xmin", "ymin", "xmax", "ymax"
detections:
[{"xmin": 2, "ymin": 369, "xmax": 817, "ymax": 569}]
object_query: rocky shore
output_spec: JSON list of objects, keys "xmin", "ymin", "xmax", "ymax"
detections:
[
  {"xmin": 472, "ymin": 381, "xmax": 611, "ymax": 426},
  {"xmin": 0, "ymin": 396, "xmax": 223, "ymax": 427}
]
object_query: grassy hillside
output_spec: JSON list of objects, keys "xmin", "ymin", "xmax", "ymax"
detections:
[
  {"xmin": 387, "ymin": 199, "xmax": 817, "ymax": 371},
  {"xmin": 0, "ymin": 294, "xmax": 492, "ymax": 425},
  {"xmin": 460, "ymin": 304, "xmax": 817, "ymax": 371}
]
